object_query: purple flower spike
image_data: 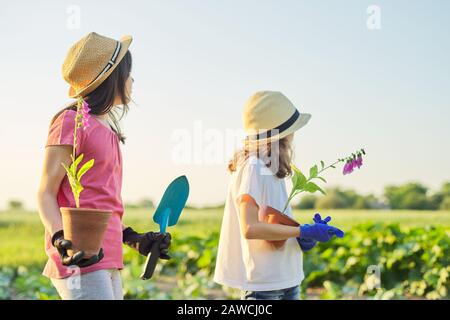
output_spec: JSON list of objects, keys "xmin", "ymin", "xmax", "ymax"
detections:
[
  {"xmin": 81, "ymin": 101, "xmax": 91, "ymax": 115},
  {"xmin": 343, "ymin": 161, "xmax": 354, "ymax": 175},
  {"xmin": 355, "ymin": 155, "xmax": 363, "ymax": 169},
  {"xmin": 340, "ymin": 148, "xmax": 366, "ymax": 176}
]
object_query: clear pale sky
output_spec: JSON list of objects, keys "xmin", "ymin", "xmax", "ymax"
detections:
[{"xmin": 0, "ymin": 0, "xmax": 449, "ymax": 209}]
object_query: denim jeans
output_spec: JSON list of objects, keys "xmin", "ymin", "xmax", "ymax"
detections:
[{"xmin": 241, "ymin": 285, "xmax": 300, "ymax": 300}]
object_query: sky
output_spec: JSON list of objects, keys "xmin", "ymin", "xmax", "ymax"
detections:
[{"xmin": 0, "ymin": 0, "xmax": 449, "ymax": 209}]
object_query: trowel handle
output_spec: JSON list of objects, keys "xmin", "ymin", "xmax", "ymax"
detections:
[{"xmin": 140, "ymin": 237, "xmax": 164, "ymax": 280}]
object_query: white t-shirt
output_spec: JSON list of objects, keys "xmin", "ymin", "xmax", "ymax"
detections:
[{"xmin": 214, "ymin": 156, "xmax": 304, "ymax": 291}]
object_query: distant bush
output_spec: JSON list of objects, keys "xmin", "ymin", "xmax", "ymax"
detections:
[
  {"xmin": 314, "ymin": 188, "xmax": 378, "ymax": 210},
  {"xmin": 125, "ymin": 199, "xmax": 154, "ymax": 210},
  {"xmin": 315, "ymin": 189, "xmax": 351, "ymax": 209},
  {"xmin": 296, "ymin": 195, "xmax": 317, "ymax": 209},
  {"xmin": 293, "ymin": 181, "xmax": 450, "ymax": 211},
  {"xmin": 7, "ymin": 200, "xmax": 24, "ymax": 211},
  {"xmin": 384, "ymin": 182, "xmax": 450, "ymax": 210},
  {"xmin": 384, "ymin": 183, "xmax": 429, "ymax": 210},
  {"xmin": 440, "ymin": 196, "xmax": 450, "ymax": 210}
]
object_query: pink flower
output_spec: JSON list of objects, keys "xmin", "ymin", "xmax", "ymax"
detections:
[
  {"xmin": 355, "ymin": 155, "xmax": 363, "ymax": 169},
  {"xmin": 343, "ymin": 161, "xmax": 354, "ymax": 175},
  {"xmin": 79, "ymin": 100, "xmax": 91, "ymax": 130},
  {"xmin": 82, "ymin": 101, "xmax": 91, "ymax": 112},
  {"xmin": 342, "ymin": 152, "xmax": 364, "ymax": 175}
]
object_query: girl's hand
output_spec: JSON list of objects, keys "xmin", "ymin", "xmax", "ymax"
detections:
[
  {"xmin": 297, "ymin": 237, "xmax": 317, "ymax": 252},
  {"xmin": 52, "ymin": 230, "xmax": 104, "ymax": 267},
  {"xmin": 297, "ymin": 213, "xmax": 336, "ymax": 251},
  {"xmin": 123, "ymin": 227, "xmax": 172, "ymax": 259}
]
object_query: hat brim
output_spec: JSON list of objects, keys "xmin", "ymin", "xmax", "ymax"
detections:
[
  {"xmin": 69, "ymin": 35, "xmax": 133, "ymax": 98},
  {"xmin": 247, "ymin": 112, "xmax": 312, "ymax": 144}
]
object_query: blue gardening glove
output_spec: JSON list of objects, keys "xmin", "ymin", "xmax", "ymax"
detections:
[
  {"xmin": 299, "ymin": 223, "xmax": 344, "ymax": 243},
  {"xmin": 297, "ymin": 236, "xmax": 317, "ymax": 251},
  {"xmin": 297, "ymin": 213, "xmax": 333, "ymax": 251},
  {"xmin": 313, "ymin": 213, "xmax": 331, "ymax": 225}
]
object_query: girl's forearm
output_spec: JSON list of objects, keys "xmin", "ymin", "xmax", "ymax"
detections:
[
  {"xmin": 36, "ymin": 191, "xmax": 63, "ymax": 236},
  {"xmin": 244, "ymin": 222, "xmax": 300, "ymax": 240}
]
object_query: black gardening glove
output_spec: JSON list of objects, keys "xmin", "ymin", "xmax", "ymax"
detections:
[
  {"xmin": 122, "ymin": 227, "xmax": 171, "ymax": 260},
  {"xmin": 52, "ymin": 230, "xmax": 104, "ymax": 268}
]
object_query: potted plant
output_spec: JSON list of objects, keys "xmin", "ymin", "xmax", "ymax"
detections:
[
  {"xmin": 60, "ymin": 97, "xmax": 112, "ymax": 258},
  {"xmin": 260, "ymin": 148, "xmax": 366, "ymax": 248}
]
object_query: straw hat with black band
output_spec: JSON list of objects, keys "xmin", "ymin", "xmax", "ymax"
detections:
[
  {"xmin": 62, "ymin": 32, "xmax": 132, "ymax": 98},
  {"xmin": 243, "ymin": 91, "xmax": 311, "ymax": 143}
]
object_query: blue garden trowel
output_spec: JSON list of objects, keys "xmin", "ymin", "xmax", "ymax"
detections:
[{"xmin": 140, "ymin": 175, "xmax": 189, "ymax": 280}]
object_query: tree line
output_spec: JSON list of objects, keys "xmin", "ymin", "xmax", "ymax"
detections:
[
  {"xmin": 295, "ymin": 182, "xmax": 450, "ymax": 210},
  {"xmin": 3, "ymin": 182, "xmax": 450, "ymax": 211}
]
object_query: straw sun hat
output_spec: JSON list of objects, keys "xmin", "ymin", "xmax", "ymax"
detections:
[
  {"xmin": 243, "ymin": 91, "xmax": 311, "ymax": 143},
  {"xmin": 62, "ymin": 32, "xmax": 132, "ymax": 98}
]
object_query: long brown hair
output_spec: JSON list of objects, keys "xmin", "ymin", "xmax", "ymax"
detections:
[
  {"xmin": 50, "ymin": 50, "xmax": 133, "ymax": 144},
  {"xmin": 228, "ymin": 136, "xmax": 293, "ymax": 178}
]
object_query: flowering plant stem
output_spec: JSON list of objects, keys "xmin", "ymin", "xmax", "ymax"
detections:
[
  {"xmin": 282, "ymin": 149, "xmax": 365, "ymax": 214},
  {"xmin": 60, "ymin": 97, "xmax": 95, "ymax": 208}
]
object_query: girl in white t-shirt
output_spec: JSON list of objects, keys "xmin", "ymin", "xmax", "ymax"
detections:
[{"xmin": 214, "ymin": 91, "xmax": 344, "ymax": 300}]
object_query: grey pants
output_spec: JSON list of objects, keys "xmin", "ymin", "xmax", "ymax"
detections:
[{"xmin": 51, "ymin": 269, "xmax": 123, "ymax": 300}]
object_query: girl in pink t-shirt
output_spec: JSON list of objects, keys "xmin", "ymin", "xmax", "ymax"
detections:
[{"xmin": 37, "ymin": 32, "xmax": 171, "ymax": 300}]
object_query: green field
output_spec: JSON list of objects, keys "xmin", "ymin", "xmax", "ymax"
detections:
[
  {"xmin": 0, "ymin": 209, "xmax": 449, "ymax": 300},
  {"xmin": 1, "ymin": 208, "xmax": 449, "ymax": 267}
]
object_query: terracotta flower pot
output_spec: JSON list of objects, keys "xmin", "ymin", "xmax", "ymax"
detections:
[
  {"xmin": 60, "ymin": 207, "xmax": 112, "ymax": 258},
  {"xmin": 259, "ymin": 206, "xmax": 300, "ymax": 249}
]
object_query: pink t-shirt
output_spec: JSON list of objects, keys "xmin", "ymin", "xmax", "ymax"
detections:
[{"xmin": 43, "ymin": 109, "xmax": 125, "ymax": 279}]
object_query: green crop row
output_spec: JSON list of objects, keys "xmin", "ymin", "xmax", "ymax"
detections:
[{"xmin": 1, "ymin": 223, "xmax": 448, "ymax": 300}]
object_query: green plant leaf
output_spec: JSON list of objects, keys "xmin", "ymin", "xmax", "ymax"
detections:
[
  {"xmin": 291, "ymin": 163, "xmax": 301, "ymax": 174},
  {"xmin": 61, "ymin": 163, "xmax": 75, "ymax": 179},
  {"xmin": 67, "ymin": 175, "xmax": 83, "ymax": 202},
  {"xmin": 73, "ymin": 154, "xmax": 84, "ymax": 172},
  {"xmin": 310, "ymin": 165, "xmax": 318, "ymax": 178},
  {"xmin": 291, "ymin": 163, "xmax": 307, "ymax": 189},
  {"xmin": 304, "ymin": 182, "xmax": 318, "ymax": 193},
  {"xmin": 70, "ymin": 154, "xmax": 83, "ymax": 176},
  {"xmin": 304, "ymin": 181, "xmax": 326, "ymax": 195},
  {"xmin": 77, "ymin": 159, "xmax": 95, "ymax": 181},
  {"xmin": 317, "ymin": 176, "xmax": 327, "ymax": 183},
  {"xmin": 61, "ymin": 162, "xmax": 70, "ymax": 174},
  {"xmin": 320, "ymin": 161, "xmax": 325, "ymax": 169}
]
